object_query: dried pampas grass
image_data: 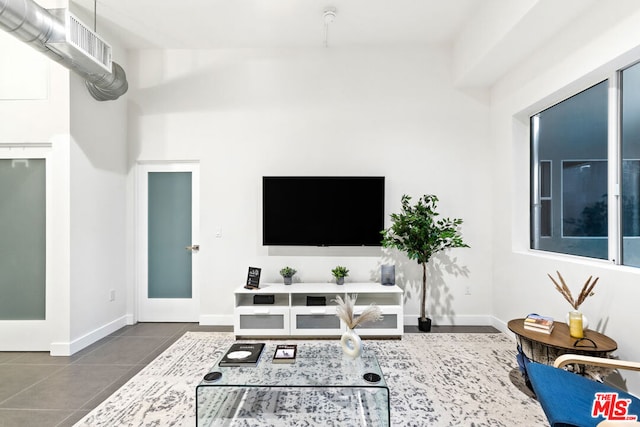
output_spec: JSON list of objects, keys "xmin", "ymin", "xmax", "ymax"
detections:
[
  {"xmin": 548, "ymin": 271, "xmax": 599, "ymax": 310},
  {"xmin": 334, "ymin": 294, "xmax": 383, "ymax": 330}
]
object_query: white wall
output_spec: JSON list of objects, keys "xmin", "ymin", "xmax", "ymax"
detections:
[
  {"xmin": 69, "ymin": 66, "xmax": 129, "ymax": 352},
  {"xmin": 53, "ymin": 1, "xmax": 132, "ymax": 353},
  {"xmin": 127, "ymin": 46, "xmax": 493, "ymax": 326},
  {"xmin": 490, "ymin": 2, "xmax": 640, "ymax": 394}
]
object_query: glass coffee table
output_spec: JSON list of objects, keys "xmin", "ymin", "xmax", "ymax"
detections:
[{"xmin": 196, "ymin": 342, "xmax": 390, "ymax": 426}]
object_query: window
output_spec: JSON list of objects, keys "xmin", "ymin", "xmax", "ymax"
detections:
[
  {"xmin": 530, "ymin": 81, "xmax": 609, "ymax": 260},
  {"xmin": 539, "ymin": 160, "xmax": 552, "ymax": 237},
  {"xmin": 531, "ymin": 61, "xmax": 640, "ymax": 267},
  {"xmin": 621, "ymin": 62, "xmax": 640, "ymax": 267},
  {"xmin": 562, "ymin": 160, "xmax": 608, "ymax": 238}
]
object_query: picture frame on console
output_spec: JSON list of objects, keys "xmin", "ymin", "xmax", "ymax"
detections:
[{"xmin": 245, "ymin": 267, "xmax": 261, "ymax": 289}]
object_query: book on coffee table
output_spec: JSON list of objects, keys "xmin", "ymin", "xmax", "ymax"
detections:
[
  {"xmin": 272, "ymin": 344, "xmax": 297, "ymax": 364},
  {"xmin": 219, "ymin": 343, "xmax": 265, "ymax": 367}
]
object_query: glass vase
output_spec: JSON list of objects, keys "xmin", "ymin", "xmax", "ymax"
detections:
[{"xmin": 568, "ymin": 310, "xmax": 584, "ymax": 338}]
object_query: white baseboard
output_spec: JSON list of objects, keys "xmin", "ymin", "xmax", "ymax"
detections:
[
  {"xmin": 491, "ymin": 316, "xmax": 509, "ymax": 333},
  {"xmin": 49, "ymin": 315, "xmax": 129, "ymax": 356},
  {"xmin": 199, "ymin": 314, "xmax": 234, "ymax": 326},
  {"xmin": 125, "ymin": 314, "xmax": 135, "ymax": 325},
  {"xmin": 491, "ymin": 316, "xmax": 517, "ymax": 341}
]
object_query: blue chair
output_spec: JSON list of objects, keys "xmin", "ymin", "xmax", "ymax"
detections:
[{"xmin": 525, "ymin": 354, "xmax": 640, "ymax": 427}]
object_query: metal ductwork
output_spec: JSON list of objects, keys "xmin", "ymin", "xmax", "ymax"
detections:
[{"xmin": 0, "ymin": 0, "xmax": 128, "ymax": 101}]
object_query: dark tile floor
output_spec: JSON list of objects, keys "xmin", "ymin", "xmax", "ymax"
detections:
[
  {"xmin": 0, "ymin": 323, "xmax": 498, "ymax": 427},
  {"xmin": 0, "ymin": 323, "xmax": 230, "ymax": 427}
]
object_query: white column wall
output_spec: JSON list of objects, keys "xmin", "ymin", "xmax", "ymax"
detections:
[
  {"xmin": 127, "ymin": 47, "xmax": 493, "ymax": 326},
  {"xmin": 66, "ymin": 7, "xmax": 131, "ymax": 352},
  {"xmin": 68, "ymin": 72, "xmax": 129, "ymax": 353}
]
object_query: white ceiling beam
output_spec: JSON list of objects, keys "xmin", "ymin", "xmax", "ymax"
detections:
[{"xmin": 452, "ymin": 0, "xmax": 596, "ymax": 89}]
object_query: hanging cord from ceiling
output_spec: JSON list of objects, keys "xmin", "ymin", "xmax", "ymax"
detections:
[{"xmin": 323, "ymin": 8, "xmax": 336, "ymax": 48}]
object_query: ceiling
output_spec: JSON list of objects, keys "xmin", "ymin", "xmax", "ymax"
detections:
[
  {"xmin": 70, "ymin": 0, "xmax": 484, "ymax": 49},
  {"xmin": 67, "ymin": 0, "xmax": 620, "ymax": 89}
]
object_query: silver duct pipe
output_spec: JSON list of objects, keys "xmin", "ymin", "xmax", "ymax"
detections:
[{"xmin": 0, "ymin": 0, "xmax": 128, "ymax": 101}]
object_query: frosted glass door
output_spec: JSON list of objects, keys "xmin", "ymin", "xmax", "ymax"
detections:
[
  {"xmin": 137, "ymin": 163, "xmax": 200, "ymax": 322},
  {"xmin": 148, "ymin": 172, "xmax": 192, "ymax": 298},
  {"xmin": 0, "ymin": 159, "xmax": 45, "ymax": 319}
]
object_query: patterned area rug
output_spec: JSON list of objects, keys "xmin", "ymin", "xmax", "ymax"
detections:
[{"xmin": 74, "ymin": 332, "xmax": 547, "ymax": 426}]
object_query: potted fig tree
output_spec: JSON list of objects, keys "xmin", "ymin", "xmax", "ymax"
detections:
[{"xmin": 381, "ymin": 194, "xmax": 468, "ymax": 332}]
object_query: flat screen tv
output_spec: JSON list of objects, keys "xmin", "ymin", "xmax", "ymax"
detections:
[{"xmin": 263, "ymin": 176, "xmax": 385, "ymax": 246}]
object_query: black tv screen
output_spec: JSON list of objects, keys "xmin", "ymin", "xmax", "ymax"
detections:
[{"xmin": 263, "ymin": 176, "xmax": 385, "ymax": 246}]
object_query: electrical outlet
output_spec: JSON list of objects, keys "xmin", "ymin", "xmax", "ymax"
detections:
[
  {"xmin": 465, "ymin": 286, "xmax": 471, "ymax": 295},
  {"xmin": 109, "ymin": 289, "xmax": 116, "ymax": 302}
]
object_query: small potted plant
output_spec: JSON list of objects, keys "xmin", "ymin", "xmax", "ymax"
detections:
[
  {"xmin": 331, "ymin": 266, "xmax": 349, "ymax": 285},
  {"xmin": 279, "ymin": 266, "xmax": 297, "ymax": 285}
]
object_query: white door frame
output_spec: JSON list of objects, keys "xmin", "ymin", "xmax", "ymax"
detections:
[{"xmin": 136, "ymin": 161, "xmax": 200, "ymax": 322}]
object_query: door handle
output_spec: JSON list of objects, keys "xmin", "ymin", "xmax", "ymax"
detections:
[{"xmin": 186, "ymin": 245, "xmax": 200, "ymax": 252}]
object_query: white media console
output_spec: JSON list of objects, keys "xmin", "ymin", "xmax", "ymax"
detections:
[{"xmin": 233, "ymin": 282, "xmax": 404, "ymax": 338}]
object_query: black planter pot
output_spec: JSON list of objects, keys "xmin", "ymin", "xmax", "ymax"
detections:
[{"xmin": 418, "ymin": 317, "xmax": 432, "ymax": 332}]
